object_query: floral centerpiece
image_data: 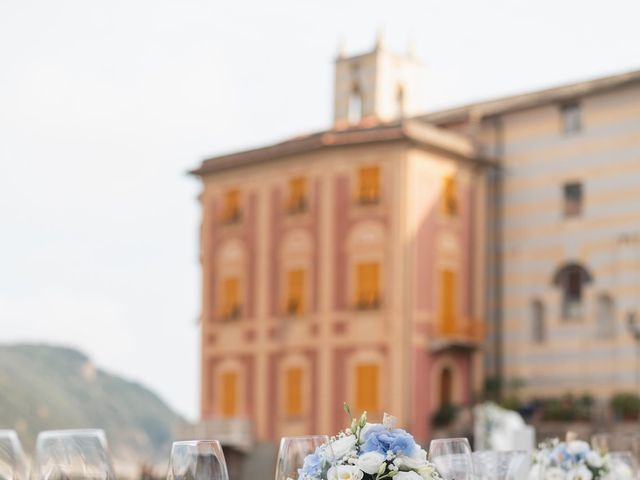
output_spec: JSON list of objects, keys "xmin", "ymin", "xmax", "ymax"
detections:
[
  {"xmin": 529, "ymin": 438, "xmax": 634, "ymax": 480},
  {"xmin": 298, "ymin": 404, "xmax": 442, "ymax": 480}
]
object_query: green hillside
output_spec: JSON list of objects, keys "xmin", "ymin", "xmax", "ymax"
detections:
[{"xmin": 0, "ymin": 344, "xmax": 184, "ymax": 467}]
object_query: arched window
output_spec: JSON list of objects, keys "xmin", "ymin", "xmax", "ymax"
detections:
[
  {"xmin": 552, "ymin": 263, "xmax": 593, "ymax": 320},
  {"xmin": 348, "ymin": 85, "xmax": 363, "ymax": 125},
  {"xmin": 355, "ymin": 262, "xmax": 380, "ymax": 309},
  {"xmin": 596, "ymin": 293, "xmax": 615, "ymax": 338},
  {"xmin": 439, "ymin": 367, "xmax": 453, "ymax": 407},
  {"xmin": 531, "ymin": 299, "xmax": 545, "ymax": 343}
]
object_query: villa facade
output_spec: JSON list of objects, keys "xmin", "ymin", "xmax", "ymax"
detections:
[{"xmin": 191, "ymin": 39, "xmax": 640, "ymax": 442}]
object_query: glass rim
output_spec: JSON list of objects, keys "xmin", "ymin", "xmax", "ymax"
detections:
[
  {"xmin": 430, "ymin": 437, "xmax": 470, "ymax": 443},
  {"xmin": 172, "ymin": 440, "xmax": 224, "ymax": 447},
  {"xmin": 279, "ymin": 435, "xmax": 329, "ymax": 440},
  {"xmin": 37, "ymin": 429, "xmax": 107, "ymax": 439}
]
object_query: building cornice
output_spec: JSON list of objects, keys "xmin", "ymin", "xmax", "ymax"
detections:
[{"xmin": 190, "ymin": 120, "xmax": 495, "ymax": 177}]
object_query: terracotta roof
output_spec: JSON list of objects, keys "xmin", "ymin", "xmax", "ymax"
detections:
[
  {"xmin": 190, "ymin": 120, "xmax": 493, "ymax": 176},
  {"xmin": 420, "ymin": 67, "xmax": 640, "ymax": 125}
]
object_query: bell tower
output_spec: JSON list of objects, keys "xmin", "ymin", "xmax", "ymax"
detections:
[{"xmin": 333, "ymin": 33, "xmax": 425, "ymax": 128}]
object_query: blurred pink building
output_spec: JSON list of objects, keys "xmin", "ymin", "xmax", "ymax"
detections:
[
  {"xmin": 191, "ymin": 39, "xmax": 489, "ymax": 443},
  {"xmin": 192, "ymin": 38, "xmax": 640, "ymax": 442}
]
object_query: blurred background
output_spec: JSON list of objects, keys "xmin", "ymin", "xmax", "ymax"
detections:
[{"xmin": 1, "ymin": 0, "xmax": 639, "ymax": 478}]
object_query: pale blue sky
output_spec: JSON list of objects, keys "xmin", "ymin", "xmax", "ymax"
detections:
[{"xmin": 1, "ymin": 0, "xmax": 638, "ymax": 420}]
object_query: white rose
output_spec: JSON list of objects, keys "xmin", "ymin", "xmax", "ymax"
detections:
[
  {"xmin": 566, "ymin": 441, "xmax": 590, "ymax": 456},
  {"xmin": 585, "ymin": 451, "xmax": 603, "ymax": 468},
  {"xmin": 396, "ymin": 448, "xmax": 428, "ymax": 470},
  {"xmin": 327, "ymin": 466, "xmax": 364, "ymax": 480},
  {"xmin": 567, "ymin": 465, "xmax": 593, "ymax": 480},
  {"xmin": 394, "ymin": 472, "xmax": 423, "ymax": 480},
  {"xmin": 356, "ymin": 452, "xmax": 385, "ymax": 475},
  {"xmin": 329, "ymin": 435, "xmax": 357, "ymax": 461}
]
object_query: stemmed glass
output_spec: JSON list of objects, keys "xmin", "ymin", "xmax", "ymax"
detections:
[
  {"xmin": 0, "ymin": 430, "xmax": 28, "ymax": 480},
  {"xmin": 167, "ymin": 440, "xmax": 229, "ymax": 480},
  {"xmin": 275, "ymin": 436, "xmax": 331, "ymax": 480},
  {"xmin": 31, "ymin": 429, "xmax": 115, "ymax": 480},
  {"xmin": 428, "ymin": 438, "xmax": 475, "ymax": 480}
]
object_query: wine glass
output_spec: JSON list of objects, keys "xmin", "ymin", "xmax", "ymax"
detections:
[
  {"xmin": 0, "ymin": 430, "xmax": 28, "ymax": 480},
  {"xmin": 275, "ymin": 436, "xmax": 331, "ymax": 480},
  {"xmin": 168, "ymin": 440, "xmax": 229, "ymax": 480},
  {"xmin": 32, "ymin": 429, "xmax": 115, "ymax": 480},
  {"xmin": 428, "ymin": 438, "xmax": 475, "ymax": 480}
]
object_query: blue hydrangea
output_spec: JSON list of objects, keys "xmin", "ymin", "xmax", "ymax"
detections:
[
  {"xmin": 361, "ymin": 425, "xmax": 417, "ymax": 456},
  {"xmin": 298, "ymin": 446, "xmax": 324, "ymax": 479}
]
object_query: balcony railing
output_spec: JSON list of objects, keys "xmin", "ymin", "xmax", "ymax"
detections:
[
  {"xmin": 178, "ymin": 417, "xmax": 253, "ymax": 451},
  {"xmin": 426, "ymin": 319, "xmax": 485, "ymax": 350}
]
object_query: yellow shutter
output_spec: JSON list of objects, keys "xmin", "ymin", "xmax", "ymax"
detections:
[
  {"xmin": 221, "ymin": 277, "xmax": 239, "ymax": 318},
  {"xmin": 355, "ymin": 364, "xmax": 379, "ymax": 412},
  {"xmin": 443, "ymin": 176, "xmax": 457, "ymax": 216},
  {"xmin": 356, "ymin": 262, "xmax": 379, "ymax": 308},
  {"xmin": 288, "ymin": 177, "xmax": 307, "ymax": 212},
  {"xmin": 286, "ymin": 269, "xmax": 305, "ymax": 315},
  {"xmin": 358, "ymin": 167, "xmax": 380, "ymax": 203},
  {"xmin": 441, "ymin": 269, "xmax": 456, "ymax": 335},
  {"xmin": 222, "ymin": 189, "xmax": 241, "ymax": 222},
  {"xmin": 221, "ymin": 372, "xmax": 237, "ymax": 417},
  {"xmin": 285, "ymin": 367, "xmax": 303, "ymax": 416}
]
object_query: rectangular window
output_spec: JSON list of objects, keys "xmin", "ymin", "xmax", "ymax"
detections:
[
  {"xmin": 355, "ymin": 262, "xmax": 380, "ymax": 309},
  {"xmin": 222, "ymin": 189, "xmax": 241, "ymax": 223},
  {"xmin": 440, "ymin": 269, "xmax": 456, "ymax": 335},
  {"xmin": 286, "ymin": 269, "xmax": 305, "ymax": 316},
  {"xmin": 221, "ymin": 372, "xmax": 237, "ymax": 418},
  {"xmin": 221, "ymin": 277, "xmax": 240, "ymax": 319},
  {"xmin": 355, "ymin": 364, "xmax": 379, "ymax": 412},
  {"xmin": 357, "ymin": 166, "xmax": 380, "ymax": 204},
  {"xmin": 563, "ymin": 182, "xmax": 583, "ymax": 217},
  {"xmin": 287, "ymin": 177, "xmax": 307, "ymax": 214},
  {"xmin": 443, "ymin": 176, "xmax": 458, "ymax": 216},
  {"xmin": 561, "ymin": 103, "xmax": 581, "ymax": 134},
  {"xmin": 285, "ymin": 367, "xmax": 303, "ymax": 416}
]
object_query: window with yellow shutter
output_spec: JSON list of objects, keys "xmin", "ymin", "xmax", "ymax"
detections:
[
  {"xmin": 287, "ymin": 177, "xmax": 307, "ymax": 214},
  {"xmin": 222, "ymin": 189, "xmax": 242, "ymax": 223},
  {"xmin": 443, "ymin": 176, "xmax": 458, "ymax": 216},
  {"xmin": 285, "ymin": 269, "xmax": 305, "ymax": 316},
  {"xmin": 220, "ymin": 371, "xmax": 238, "ymax": 418},
  {"xmin": 355, "ymin": 262, "xmax": 380, "ymax": 309},
  {"xmin": 357, "ymin": 166, "xmax": 380, "ymax": 204},
  {"xmin": 284, "ymin": 367, "xmax": 303, "ymax": 416},
  {"xmin": 221, "ymin": 277, "xmax": 241, "ymax": 320},
  {"xmin": 440, "ymin": 269, "xmax": 456, "ymax": 335},
  {"xmin": 355, "ymin": 363, "xmax": 379, "ymax": 412}
]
